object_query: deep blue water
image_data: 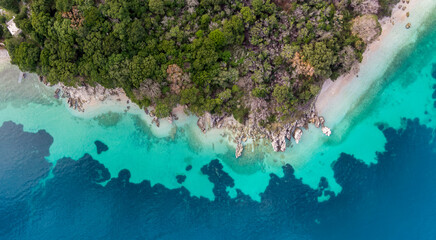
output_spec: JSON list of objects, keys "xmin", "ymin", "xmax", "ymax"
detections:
[{"xmin": 0, "ymin": 116, "xmax": 435, "ymax": 239}]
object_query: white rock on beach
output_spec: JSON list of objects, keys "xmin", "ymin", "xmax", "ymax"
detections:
[{"xmin": 322, "ymin": 126, "xmax": 332, "ymax": 137}]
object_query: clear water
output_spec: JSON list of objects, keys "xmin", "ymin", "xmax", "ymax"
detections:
[{"xmin": 0, "ymin": 6, "xmax": 435, "ymax": 239}]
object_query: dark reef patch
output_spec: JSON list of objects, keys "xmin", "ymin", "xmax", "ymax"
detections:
[
  {"xmin": 93, "ymin": 112, "xmax": 123, "ymax": 128},
  {"xmin": 94, "ymin": 140, "xmax": 109, "ymax": 154},
  {"xmin": 0, "ymin": 118, "xmax": 435, "ymax": 240},
  {"xmin": 185, "ymin": 164, "xmax": 192, "ymax": 171},
  {"xmin": 432, "ymin": 84, "xmax": 436, "ymax": 100},
  {"xmin": 176, "ymin": 174, "xmax": 186, "ymax": 184},
  {"xmin": 432, "ymin": 63, "xmax": 436, "ymax": 79}
]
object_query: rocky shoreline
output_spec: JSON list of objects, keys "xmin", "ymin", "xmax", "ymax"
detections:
[
  {"xmin": 12, "ymin": 0, "xmax": 417, "ymax": 158},
  {"xmin": 39, "ymin": 76, "xmax": 126, "ymax": 112},
  {"xmin": 41, "ymin": 74, "xmax": 331, "ymax": 158},
  {"xmin": 195, "ymin": 107, "xmax": 331, "ymax": 158}
]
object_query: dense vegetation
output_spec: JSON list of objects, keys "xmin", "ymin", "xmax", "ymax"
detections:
[{"xmin": 0, "ymin": 0, "xmax": 393, "ymax": 127}]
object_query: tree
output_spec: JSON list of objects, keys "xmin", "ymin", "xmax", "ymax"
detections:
[
  {"xmin": 208, "ymin": 29, "xmax": 226, "ymax": 49},
  {"xmin": 280, "ymin": 45, "xmax": 300, "ymax": 61},
  {"xmin": 180, "ymin": 87, "xmax": 200, "ymax": 105},
  {"xmin": 149, "ymin": 0, "xmax": 164, "ymax": 15},
  {"xmin": 129, "ymin": 55, "xmax": 158, "ymax": 88},
  {"xmin": 0, "ymin": 0, "xmax": 20, "ymax": 13},
  {"xmin": 302, "ymin": 42, "xmax": 337, "ymax": 78},
  {"xmin": 128, "ymin": 19, "xmax": 146, "ymax": 44},
  {"xmin": 251, "ymin": 86, "xmax": 267, "ymax": 98},
  {"xmin": 223, "ymin": 15, "xmax": 244, "ymax": 45},
  {"xmin": 10, "ymin": 41, "xmax": 41, "ymax": 72},
  {"xmin": 251, "ymin": 0, "xmax": 264, "ymax": 15},
  {"xmin": 200, "ymin": 14, "xmax": 210, "ymax": 29},
  {"xmin": 155, "ymin": 100, "xmax": 171, "ymax": 118},
  {"xmin": 272, "ymin": 85, "xmax": 291, "ymax": 103},
  {"xmin": 218, "ymin": 89, "xmax": 232, "ymax": 101},
  {"xmin": 240, "ymin": 7, "xmax": 255, "ymax": 24},
  {"xmin": 55, "ymin": 0, "xmax": 73, "ymax": 12}
]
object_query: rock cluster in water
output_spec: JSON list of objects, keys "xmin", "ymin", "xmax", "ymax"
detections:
[{"xmin": 196, "ymin": 108, "xmax": 331, "ymax": 158}]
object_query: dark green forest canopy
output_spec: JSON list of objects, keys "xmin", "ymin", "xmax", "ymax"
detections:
[{"xmin": 1, "ymin": 0, "xmax": 391, "ymax": 125}]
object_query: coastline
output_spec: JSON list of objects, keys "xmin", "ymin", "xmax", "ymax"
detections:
[
  {"xmin": 1, "ymin": 0, "xmax": 434, "ymax": 158},
  {"xmin": 315, "ymin": 0, "xmax": 436, "ymax": 128},
  {"xmin": 1, "ymin": 2, "xmax": 435, "ymax": 202}
]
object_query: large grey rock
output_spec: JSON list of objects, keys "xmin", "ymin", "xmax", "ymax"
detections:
[
  {"xmin": 293, "ymin": 128, "xmax": 303, "ymax": 144},
  {"xmin": 235, "ymin": 141, "xmax": 243, "ymax": 158},
  {"xmin": 58, "ymin": 83, "xmax": 125, "ymax": 112}
]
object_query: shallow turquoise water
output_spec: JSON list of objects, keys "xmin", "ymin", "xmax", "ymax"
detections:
[{"xmin": 0, "ymin": 7, "xmax": 435, "ymax": 203}]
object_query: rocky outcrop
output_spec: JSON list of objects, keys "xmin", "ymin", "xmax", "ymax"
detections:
[
  {"xmin": 193, "ymin": 104, "xmax": 333, "ymax": 157},
  {"xmin": 350, "ymin": 0, "xmax": 380, "ymax": 15},
  {"xmin": 235, "ymin": 141, "xmax": 243, "ymax": 158},
  {"xmin": 196, "ymin": 112, "xmax": 230, "ymax": 133},
  {"xmin": 271, "ymin": 131, "xmax": 287, "ymax": 152},
  {"xmin": 57, "ymin": 83, "xmax": 125, "ymax": 112},
  {"xmin": 197, "ymin": 115, "xmax": 208, "ymax": 133},
  {"xmin": 152, "ymin": 117, "xmax": 160, "ymax": 127},
  {"xmin": 351, "ymin": 14, "xmax": 381, "ymax": 44},
  {"xmin": 293, "ymin": 128, "xmax": 303, "ymax": 144},
  {"xmin": 319, "ymin": 116, "xmax": 325, "ymax": 126}
]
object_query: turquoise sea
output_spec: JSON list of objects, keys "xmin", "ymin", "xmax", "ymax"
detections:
[{"xmin": 0, "ymin": 6, "xmax": 435, "ymax": 239}]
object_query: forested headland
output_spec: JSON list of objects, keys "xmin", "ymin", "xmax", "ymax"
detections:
[{"xmin": 0, "ymin": 0, "xmax": 398, "ymax": 129}]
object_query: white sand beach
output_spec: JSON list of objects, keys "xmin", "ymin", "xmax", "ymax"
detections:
[{"xmin": 315, "ymin": 0, "xmax": 436, "ymax": 128}]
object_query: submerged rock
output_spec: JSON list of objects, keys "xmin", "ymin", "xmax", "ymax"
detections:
[
  {"xmin": 54, "ymin": 89, "xmax": 61, "ymax": 99},
  {"xmin": 431, "ymin": 64, "xmax": 436, "ymax": 79},
  {"xmin": 94, "ymin": 140, "xmax": 109, "ymax": 154},
  {"xmin": 185, "ymin": 165, "xmax": 192, "ymax": 171},
  {"xmin": 176, "ymin": 175, "xmax": 186, "ymax": 184}
]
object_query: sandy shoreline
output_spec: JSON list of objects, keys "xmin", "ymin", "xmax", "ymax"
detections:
[{"xmin": 315, "ymin": 0, "xmax": 436, "ymax": 128}]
